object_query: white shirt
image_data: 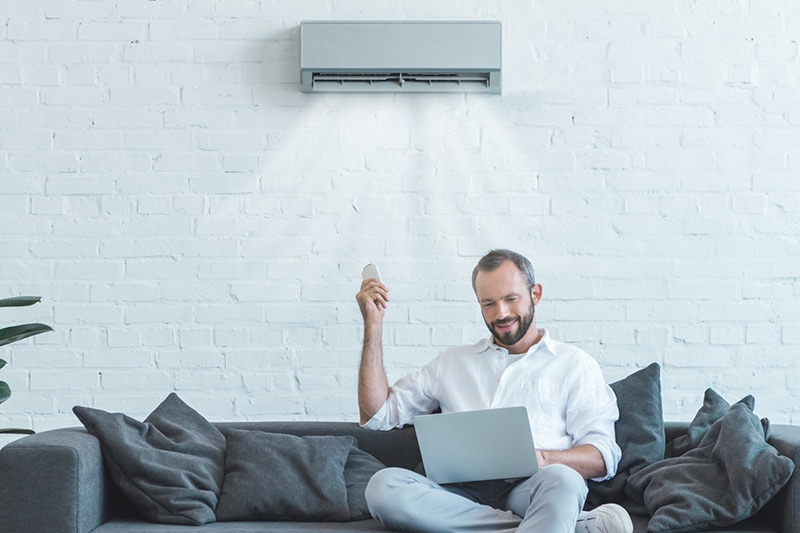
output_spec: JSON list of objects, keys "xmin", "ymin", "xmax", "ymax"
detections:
[{"xmin": 363, "ymin": 328, "xmax": 622, "ymax": 481}]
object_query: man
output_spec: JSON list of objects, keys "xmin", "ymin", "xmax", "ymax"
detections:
[{"xmin": 355, "ymin": 249, "xmax": 633, "ymax": 533}]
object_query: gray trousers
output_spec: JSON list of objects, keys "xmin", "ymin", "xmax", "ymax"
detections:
[{"xmin": 365, "ymin": 464, "xmax": 588, "ymax": 533}]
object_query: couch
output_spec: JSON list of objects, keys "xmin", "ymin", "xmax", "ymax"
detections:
[{"xmin": 0, "ymin": 418, "xmax": 799, "ymax": 533}]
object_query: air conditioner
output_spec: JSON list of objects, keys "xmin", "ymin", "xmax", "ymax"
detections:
[{"xmin": 300, "ymin": 21, "xmax": 502, "ymax": 94}]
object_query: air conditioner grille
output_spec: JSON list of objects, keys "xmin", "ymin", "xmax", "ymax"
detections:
[{"xmin": 310, "ymin": 71, "xmax": 494, "ymax": 92}]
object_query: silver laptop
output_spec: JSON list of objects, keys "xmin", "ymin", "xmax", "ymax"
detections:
[{"xmin": 413, "ymin": 406, "xmax": 538, "ymax": 484}]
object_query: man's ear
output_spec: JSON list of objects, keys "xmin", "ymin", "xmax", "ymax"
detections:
[{"xmin": 531, "ymin": 284, "xmax": 543, "ymax": 305}]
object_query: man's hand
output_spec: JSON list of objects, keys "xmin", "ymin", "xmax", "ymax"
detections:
[
  {"xmin": 356, "ymin": 278, "xmax": 389, "ymax": 324},
  {"xmin": 535, "ymin": 444, "xmax": 606, "ymax": 480}
]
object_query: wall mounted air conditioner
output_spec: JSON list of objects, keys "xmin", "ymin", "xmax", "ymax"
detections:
[{"xmin": 300, "ymin": 21, "xmax": 502, "ymax": 94}]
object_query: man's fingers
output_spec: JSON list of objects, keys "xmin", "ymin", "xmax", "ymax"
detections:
[{"xmin": 356, "ymin": 281, "xmax": 389, "ymax": 313}]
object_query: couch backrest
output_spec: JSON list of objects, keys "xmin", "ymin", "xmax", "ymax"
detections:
[{"xmin": 213, "ymin": 421, "xmax": 423, "ymax": 471}]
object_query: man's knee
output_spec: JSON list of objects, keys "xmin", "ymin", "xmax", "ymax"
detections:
[
  {"xmin": 536, "ymin": 464, "xmax": 588, "ymax": 501},
  {"xmin": 365, "ymin": 467, "xmax": 423, "ymax": 524}
]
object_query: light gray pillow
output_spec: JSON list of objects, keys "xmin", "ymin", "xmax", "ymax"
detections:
[
  {"xmin": 215, "ymin": 429, "xmax": 353, "ymax": 522},
  {"xmin": 73, "ymin": 393, "xmax": 225, "ymax": 526}
]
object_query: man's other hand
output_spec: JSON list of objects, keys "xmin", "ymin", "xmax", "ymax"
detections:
[{"xmin": 356, "ymin": 278, "xmax": 389, "ymax": 324}]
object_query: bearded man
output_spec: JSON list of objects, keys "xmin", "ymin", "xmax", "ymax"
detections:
[{"xmin": 355, "ymin": 249, "xmax": 633, "ymax": 533}]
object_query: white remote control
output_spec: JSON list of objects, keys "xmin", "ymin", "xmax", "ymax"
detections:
[{"xmin": 361, "ymin": 263, "xmax": 382, "ymax": 282}]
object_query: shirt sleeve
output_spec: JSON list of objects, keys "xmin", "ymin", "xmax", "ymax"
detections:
[
  {"xmin": 565, "ymin": 359, "xmax": 622, "ymax": 481},
  {"xmin": 361, "ymin": 359, "xmax": 441, "ymax": 431}
]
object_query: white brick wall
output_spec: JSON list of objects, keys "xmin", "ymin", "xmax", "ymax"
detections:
[{"xmin": 1, "ymin": 0, "xmax": 799, "ymax": 430}]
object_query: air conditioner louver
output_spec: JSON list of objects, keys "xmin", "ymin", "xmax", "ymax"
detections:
[
  {"xmin": 300, "ymin": 21, "xmax": 502, "ymax": 94},
  {"xmin": 309, "ymin": 72, "xmax": 495, "ymax": 92}
]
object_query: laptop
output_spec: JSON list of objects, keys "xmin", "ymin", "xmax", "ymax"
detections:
[{"xmin": 413, "ymin": 406, "xmax": 538, "ymax": 484}]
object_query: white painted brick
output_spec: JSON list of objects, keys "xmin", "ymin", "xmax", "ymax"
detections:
[
  {"xmin": 55, "ymin": 304, "xmax": 122, "ymax": 325},
  {"xmin": 0, "ymin": 87, "xmax": 36, "ymax": 106},
  {"xmin": 40, "ymin": 86, "xmax": 107, "ymax": 106},
  {"xmin": 69, "ymin": 327, "xmax": 106, "ymax": 348},
  {"xmin": 107, "ymin": 328, "xmax": 140, "ymax": 348},
  {"xmin": 8, "ymin": 20, "xmax": 76, "ymax": 41},
  {"xmin": 709, "ymin": 324, "xmax": 745, "ymax": 345},
  {"xmin": 85, "ymin": 350, "xmax": 152, "ymax": 368},
  {"xmin": 234, "ymin": 395, "xmax": 304, "ymax": 418},
  {"xmin": 174, "ymin": 371, "xmax": 245, "ymax": 392},
  {"xmin": 110, "ymin": 86, "xmax": 179, "ymax": 106},
  {"xmin": 241, "ymin": 372, "xmax": 296, "ymax": 394},
  {"xmin": 76, "ymin": 21, "xmax": 146, "ymax": 41},
  {"xmin": 31, "ymin": 370, "xmax": 100, "ymax": 392},
  {"xmin": 125, "ymin": 305, "xmax": 192, "ymax": 325},
  {"xmin": 783, "ymin": 326, "xmax": 800, "ymax": 345},
  {"xmin": 136, "ymin": 325, "xmax": 175, "ymax": 346},
  {"xmin": 2, "ymin": 0, "xmax": 800, "ymax": 426},
  {"xmin": 41, "ymin": 0, "xmax": 115, "ymax": 18},
  {"xmin": 100, "ymin": 370, "xmax": 173, "ymax": 390},
  {"xmin": 157, "ymin": 349, "xmax": 223, "ymax": 369},
  {"xmin": 23, "ymin": 65, "xmax": 59, "ymax": 85}
]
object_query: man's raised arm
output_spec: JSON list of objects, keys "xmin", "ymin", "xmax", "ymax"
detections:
[{"xmin": 356, "ymin": 278, "xmax": 390, "ymax": 426}]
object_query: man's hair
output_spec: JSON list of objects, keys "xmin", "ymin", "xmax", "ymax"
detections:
[{"xmin": 471, "ymin": 249, "xmax": 536, "ymax": 293}]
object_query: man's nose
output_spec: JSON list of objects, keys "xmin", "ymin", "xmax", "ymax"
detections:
[{"xmin": 496, "ymin": 302, "xmax": 510, "ymax": 319}]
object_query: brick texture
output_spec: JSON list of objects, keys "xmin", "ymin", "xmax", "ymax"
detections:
[{"xmin": 1, "ymin": 1, "xmax": 799, "ymax": 431}]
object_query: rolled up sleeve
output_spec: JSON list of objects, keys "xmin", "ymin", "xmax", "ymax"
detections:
[
  {"xmin": 360, "ymin": 362, "xmax": 440, "ymax": 431},
  {"xmin": 567, "ymin": 364, "xmax": 622, "ymax": 481}
]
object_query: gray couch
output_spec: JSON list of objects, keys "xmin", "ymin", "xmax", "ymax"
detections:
[{"xmin": 0, "ymin": 420, "xmax": 798, "ymax": 533}]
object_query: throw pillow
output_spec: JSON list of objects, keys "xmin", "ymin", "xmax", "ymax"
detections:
[
  {"xmin": 664, "ymin": 388, "xmax": 754, "ymax": 458},
  {"xmin": 215, "ymin": 429, "xmax": 353, "ymax": 522},
  {"xmin": 586, "ymin": 362, "xmax": 664, "ymax": 514},
  {"xmin": 72, "ymin": 393, "xmax": 225, "ymax": 526},
  {"xmin": 628, "ymin": 398, "xmax": 794, "ymax": 533},
  {"xmin": 345, "ymin": 445, "xmax": 386, "ymax": 520}
]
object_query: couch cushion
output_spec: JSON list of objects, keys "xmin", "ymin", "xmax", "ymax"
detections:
[
  {"xmin": 586, "ymin": 362, "xmax": 664, "ymax": 513},
  {"xmin": 73, "ymin": 393, "xmax": 225, "ymax": 526},
  {"xmin": 215, "ymin": 429, "xmax": 353, "ymax": 522}
]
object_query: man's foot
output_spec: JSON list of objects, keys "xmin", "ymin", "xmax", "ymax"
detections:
[{"xmin": 575, "ymin": 503, "xmax": 633, "ymax": 533}]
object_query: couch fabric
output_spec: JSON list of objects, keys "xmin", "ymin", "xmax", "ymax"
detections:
[
  {"xmin": 1, "ymin": 418, "xmax": 799, "ymax": 533},
  {"xmin": 4, "ymin": 366, "xmax": 800, "ymax": 533}
]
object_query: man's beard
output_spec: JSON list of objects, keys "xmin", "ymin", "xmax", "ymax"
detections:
[{"xmin": 485, "ymin": 300, "xmax": 535, "ymax": 347}]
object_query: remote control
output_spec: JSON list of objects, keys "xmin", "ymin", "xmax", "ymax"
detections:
[{"xmin": 361, "ymin": 263, "xmax": 382, "ymax": 282}]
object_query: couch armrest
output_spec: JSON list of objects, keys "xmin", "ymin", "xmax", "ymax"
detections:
[
  {"xmin": 0, "ymin": 427, "xmax": 111, "ymax": 533},
  {"xmin": 761, "ymin": 424, "xmax": 800, "ymax": 533}
]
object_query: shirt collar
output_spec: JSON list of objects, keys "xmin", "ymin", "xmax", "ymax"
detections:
[{"xmin": 474, "ymin": 328, "xmax": 556, "ymax": 357}]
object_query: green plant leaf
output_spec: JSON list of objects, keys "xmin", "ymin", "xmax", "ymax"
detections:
[
  {"xmin": 0, "ymin": 381, "xmax": 9, "ymax": 404},
  {"xmin": 0, "ymin": 296, "xmax": 42, "ymax": 308},
  {"xmin": 0, "ymin": 359, "xmax": 5, "ymax": 370},
  {"xmin": 0, "ymin": 323, "xmax": 54, "ymax": 347},
  {"xmin": 0, "ymin": 428, "xmax": 35, "ymax": 435}
]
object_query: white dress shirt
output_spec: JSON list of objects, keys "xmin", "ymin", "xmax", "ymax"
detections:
[{"xmin": 363, "ymin": 328, "xmax": 622, "ymax": 481}]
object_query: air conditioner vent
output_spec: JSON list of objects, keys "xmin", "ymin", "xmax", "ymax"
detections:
[
  {"xmin": 300, "ymin": 21, "xmax": 502, "ymax": 94},
  {"xmin": 310, "ymin": 71, "xmax": 495, "ymax": 92}
]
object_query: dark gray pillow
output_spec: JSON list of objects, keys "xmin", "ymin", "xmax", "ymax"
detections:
[
  {"xmin": 665, "ymin": 388, "xmax": 753, "ymax": 458},
  {"xmin": 586, "ymin": 362, "xmax": 664, "ymax": 514},
  {"xmin": 628, "ymin": 400, "xmax": 794, "ymax": 533},
  {"xmin": 72, "ymin": 393, "xmax": 225, "ymax": 526},
  {"xmin": 345, "ymin": 445, "xmax": 386, "ymax": 520},
  {"xmin": 215, "ymin": 429, "xmax": 353, "ymax": 522}
]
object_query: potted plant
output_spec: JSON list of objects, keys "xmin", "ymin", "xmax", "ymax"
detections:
[{"xmin": 0, "ymin": 296, "xmax": 53, "ymax": 435}]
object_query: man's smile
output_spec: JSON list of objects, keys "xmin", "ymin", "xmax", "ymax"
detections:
[{"xmin": 494, "ymin": 318, "xmax": 518, "ymax": 332}]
